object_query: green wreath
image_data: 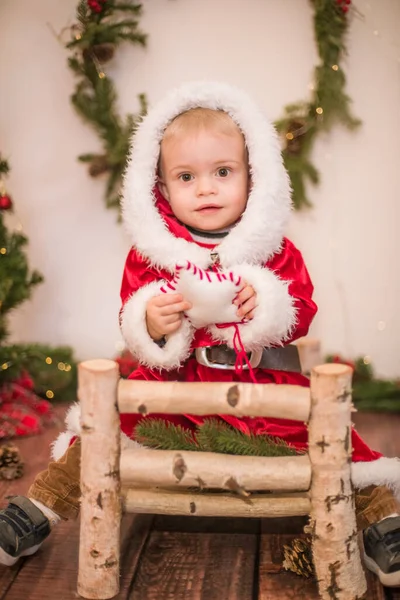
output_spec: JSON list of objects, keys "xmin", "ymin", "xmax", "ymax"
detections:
[{"xmin": 66, "ymin": 0, "xmax": 359, "ymax": 212}]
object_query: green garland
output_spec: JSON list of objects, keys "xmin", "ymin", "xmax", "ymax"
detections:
[
  {"xmin": 66, "ymin": 0, "xmax": 147, "ymax": 211},
  {"xmin": 275, "ymin": 0, "xmax": 360, "ymax": 209},
  {"xmin": 136, "ymin": 418, "xmax": 298, "ymax": 456}
]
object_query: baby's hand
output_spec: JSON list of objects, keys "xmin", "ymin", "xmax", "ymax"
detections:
[
  {"xmin": 146, "ymin": 294, "xmax": 192, "ymax": 341},
  {"xmin": 233, "ymin": 283, "xmax": 257, "ymax": 320}
]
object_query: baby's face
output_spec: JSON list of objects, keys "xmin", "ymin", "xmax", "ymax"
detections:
[{"xmin": 158, "ymin": 127, "xmax": 249, "ymax": 231}]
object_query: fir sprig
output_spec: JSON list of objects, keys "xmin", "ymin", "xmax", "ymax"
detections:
[
  {"xmin": 136, "ymin": 419, "xmax": 199, "ymax": 451},
  {"xmin": 66, "ymin": 0, "xmax": 147, "ymax": 211},
  {"xmin": 197, "ymin": 419, "xmax": 297, "ymax": 456},
  {"xmin": 275, "ymin": 0, "xmax": 361, "ymax": 209},
  {"xmin": 136, "ymin": 418, "xmax": 299, "ymax": 456}
]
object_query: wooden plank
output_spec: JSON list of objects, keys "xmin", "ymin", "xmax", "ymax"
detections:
[
  {"xmin": 0, "ymin": 403, "xmax": 154, "ymax": 600},
  {"xmin": 153, "ymin": 514, "xmax": 259, "ymax": 535},
  {"xmin": 129, "ymin": 529, "xmax": 257, "ymax": 600},
  {"xmin": 0, "ymin": 404, "xmax": 68, "ymax": 599},
  {"xmin": 258, "ymin": 520, "xmax": 386, "ymax": 600},
  {"xmin": 258, "ymin": 532, "xmax": 320, "ymax": 599},
  {"xmin": 3, "ymin": 514, "xmax": 153, "ymax": 600}
]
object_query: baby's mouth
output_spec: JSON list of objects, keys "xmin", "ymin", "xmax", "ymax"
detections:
[{"xmin": 196, "ymin": 204, "xmax": 222, "ymax": 213}]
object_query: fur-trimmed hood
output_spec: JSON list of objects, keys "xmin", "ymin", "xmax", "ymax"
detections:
[{"xmin": 121, "ymin": 81, "xmax": 291, "ymax": 273}]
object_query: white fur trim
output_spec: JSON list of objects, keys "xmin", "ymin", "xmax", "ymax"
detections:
[
  {"xmin": 51, "ymin": 403, "xmax": 81, "ymax": 461},
  {"xmin": 51, "ymin": 431, "xmax": 76, "ymax": 462},
  {"xmin": 208, "ymin": 264, "xmax": 297, "ymax": 350},
  {"xmin": 352, "ymin": 457, "xmax": 400, "ymax": 502},
  {"xmin": 52, "ymin": 405, "xmax": 143, "ymax": 461},
  {"xmin": 120, "ymin": 280, "xmax": 195, "ymax": 370},
  {"xmin": 122, "ymin": 81, "xmax": 291, "ymax": 272}
]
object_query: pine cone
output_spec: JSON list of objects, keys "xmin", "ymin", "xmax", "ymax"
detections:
[
  {"xmin": 83, "ymin": 43, "xmax": 115, "ymax": 64},
  {"xmin": 0, "ymin": 444, "xmax": 24, "ymax": 480},
  {"xmin": 282, "ymin": 537, "xmax": 315, "ymax": 579}
]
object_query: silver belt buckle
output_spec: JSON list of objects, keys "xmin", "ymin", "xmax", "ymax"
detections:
[{"xmin": 195, "ymin": 347, "xmax": 263, "ymax": 370}]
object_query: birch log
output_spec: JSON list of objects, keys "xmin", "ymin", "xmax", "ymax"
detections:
[
  {"xmin": 120, "ymin": 449, "xmax": 311, "ymax": 492},
  {"xmin": 309, "ymin": 363, "xmax": 367, "ymax": 600},
  {"xmin": 294, "ymin": 337, "xmax": 322, "ymax": 374},
  {"xmin": 78, "ymin": 359, "xmax": 121, "ymax": 600},
  {"xmin": 122, "ymin": 488, "xmax": 311, "ymax": 518},
  {"xmin": 118, "ymin": 380, "xmax": 310, "ymax": 422}
]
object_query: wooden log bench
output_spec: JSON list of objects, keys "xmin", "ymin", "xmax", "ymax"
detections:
[{"xmin": 76, "ymin": 346, "xmax": 367, "ymax": 600}]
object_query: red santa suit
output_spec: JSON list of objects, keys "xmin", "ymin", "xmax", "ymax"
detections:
[{"xmin": 55, "ymin": 82, "xmax": 400, "ymax": 499}]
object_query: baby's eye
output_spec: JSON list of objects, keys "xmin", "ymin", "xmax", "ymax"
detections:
[
  {"xmin": 217, "ymin": 168, "xmax": 230, "ymax": 177},
  {"xmin": 180, "ymin": 173, "xmax": 193, "ymax": 182}
]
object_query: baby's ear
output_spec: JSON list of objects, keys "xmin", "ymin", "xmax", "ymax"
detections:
[{"xmin": 157, "ymin": 175, "xmax": 170, "ymax": 201}]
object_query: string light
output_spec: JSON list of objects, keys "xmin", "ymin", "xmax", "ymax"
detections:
[
  {"xmin": 363, "ymin": 355, "xmax": 372, "ymax": 365},
  {"xmin": 58, "ymin": 362, "xmax": 65, "ymax": 371},
  {"xmin": 64, "ymin": 364, "xmax": 72, "ymax": 372},
  {"xmin": 1, "ymin": 362, "xmax": 10, "ymax": 370},
  {"xmin": 0, "ymin": 248, "xmax": 7, "ymax": 254},
  {"xmin": 46, "ymin": 390, "xmax": 55, "ymax": 399},
  {"xmin": 45, "ymin": 356, "xmax": 53, "ymax": 364},
  {"xmin": 98, "ymin": 72, "xmax": 105, "ymax": 79},
  {"xmin": 75, "ymin": 33, "xmax": 82, "ymax": 40},
  {"xmin": 316, "ymin": 107, "xmax": 323, "ymax": 115},
  {"xmin": 286, "ymin": 132, "xmax": 294, "ymax": 140},
  {"xmin": 332, "ymin": 64, "xmax": 339, "ymax": 71}
]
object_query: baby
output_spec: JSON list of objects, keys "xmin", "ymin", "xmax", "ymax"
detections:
[{"xmin": 0, "ymin": 82, "xmax": 399, "ymax": 588}]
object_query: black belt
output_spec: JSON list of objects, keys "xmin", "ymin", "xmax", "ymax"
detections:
[{"xmin": 193, "ymin": 344, "xmax": 302, "ymax": 373}]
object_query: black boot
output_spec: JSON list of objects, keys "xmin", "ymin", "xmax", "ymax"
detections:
[
  {"xmin": 363, "ymin": 515, "xmax": 400, "ymax": 587},
  {"xmin": 0, "ymin": 496, "xmax": 51, "ymax": 566}
]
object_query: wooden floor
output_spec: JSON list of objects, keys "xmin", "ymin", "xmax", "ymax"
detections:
[{"xmin": 0, "ymin": 405, "xmax": 399, "ymax": 599}]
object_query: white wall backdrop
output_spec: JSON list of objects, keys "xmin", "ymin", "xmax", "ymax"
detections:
[{"xmin": 1, "ymin": 0, "xmax": 399, "ymax": 376}]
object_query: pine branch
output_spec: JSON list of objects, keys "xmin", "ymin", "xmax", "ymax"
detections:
[
  {"xmin": 65, "ymin": 0, "xmax": 147, "ymax": 213},
  {"xmin": 275, "ymin": 0, "xmax": 361, "ymax": 210},
  {"xmin": 135, "ymin": 418, "xmax": 299, "ymax": 457},
  {"xmin": 135, "ymin": 419, "xmax": 199, "ymax": 451}
]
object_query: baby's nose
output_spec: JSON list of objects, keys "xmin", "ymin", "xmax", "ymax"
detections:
[{"xmin": 196, "ymin": 177, "xmax": 217, "ymax": 195}]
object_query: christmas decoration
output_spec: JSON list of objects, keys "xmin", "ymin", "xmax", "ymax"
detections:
[
  {"xmin": 327, "ymin": 354, "xmax": 400, "ymax": 412},
  {"xmin": 136, "ymin": 418, "xmax": 298, "ymax": 456},
  {"xmin": 0, "ymin": 157, "xmax": 43, "ymax": 341},
  {"xmin": 0, "ymin": 194, "xmax": 12, "ymax": 212},
  {"xmin": 66, "ymin": 0, "xmax": 148, "ymax": 211},
  {"xmin": 0, "ymin": 444, "xmax": 24, "ymax": 480},
  {"xmin": 0, "ymin": 372, "xmax": 54, "ymax": 439},
  {"xmin": 0, "ymin": 155, "xmax": 78, "ymax": 439},
  {"xmin": 283, "ymin": 537, "xmax": 315, "ymax": 578},
  {"xmin": 275, "ymin": 0, "xmax": 360, "ymax": 209}
]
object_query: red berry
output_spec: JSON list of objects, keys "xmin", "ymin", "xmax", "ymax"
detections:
[
  {"xmin": 0, "ymin": 194, "xmax": 12, "ymax": 211},
  {"xmin": 342, "ymin": 5, "xmax": 349, "ymax": 12},
  {"xmin": 345, "ymin": 0, "xmax": 351, "ymax": 3},
  {"xmin": 336, "ymin": 0, "xmax": 344, "ymax": 4}
]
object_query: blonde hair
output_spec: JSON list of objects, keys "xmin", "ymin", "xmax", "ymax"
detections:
[{"xmin": 162, "ymin": 107, "xmax": 242, "ymax": 141}]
